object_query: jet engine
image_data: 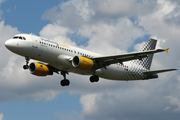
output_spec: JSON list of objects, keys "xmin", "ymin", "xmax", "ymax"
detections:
[
  {"xmin": 72, "ymin": 56, "xmax": 94, "ymax": 70},
  {"xmin": 29, "ymin": 62, "xmax": 53, "ymax": 76}
]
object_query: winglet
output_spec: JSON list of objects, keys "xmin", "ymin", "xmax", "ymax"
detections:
[{"xmin": 165, "ymin": 48, "xmax": 169, "ymax": 53}]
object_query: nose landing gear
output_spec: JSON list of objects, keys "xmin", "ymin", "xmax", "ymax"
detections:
[{"xmin": 23, "ymin": 57, "xmax": 30, "ymax": 70}]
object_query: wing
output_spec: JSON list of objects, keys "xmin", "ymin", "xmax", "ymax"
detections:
[{"xmin": 92, "ymin": 48, "xmax": 169, "ymax": 68}]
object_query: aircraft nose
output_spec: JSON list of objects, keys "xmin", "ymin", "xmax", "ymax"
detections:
[{"xmin": 5, "ymin": 39, "xmax": 12, "ymax": 49}]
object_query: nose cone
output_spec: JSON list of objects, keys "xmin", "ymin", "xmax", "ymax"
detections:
[{"xmin": 5, "ymin": 39, "xmax": 12, "ymax": 49}]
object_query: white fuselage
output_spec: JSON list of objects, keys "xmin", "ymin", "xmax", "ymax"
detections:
[{"xmin": 5, "ymin": 34, "xmax": 148, "ymax": 81}]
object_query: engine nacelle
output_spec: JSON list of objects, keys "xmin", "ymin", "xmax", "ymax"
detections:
[
  {"xmin": 29, "ymin": 62, "xmax": 52, "ymax": 76},
  {"xmin": 72, "ymin": 56, "xmax": 94, "ymax": 70}
]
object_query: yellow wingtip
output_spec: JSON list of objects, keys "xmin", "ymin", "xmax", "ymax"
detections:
[{"xmin": 165, "ymin": 48, "xmax": 169, "ymax": 53}]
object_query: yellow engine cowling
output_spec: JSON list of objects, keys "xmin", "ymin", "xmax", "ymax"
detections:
[
  {"xmin": 29, "ymin": 62, "xmax": 52, "ymax": 76},
  {"xmin": 72, "ymin": 56, "xmax": 94, "ymax": 70}
]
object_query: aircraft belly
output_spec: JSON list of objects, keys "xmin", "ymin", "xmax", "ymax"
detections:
[
  {"xmin": 99, "ymin": 65, "xmax": 145, "ymax": 80},
  {"xmin": 71, "ymin": 69, "xmax": 92, "ymax": 75},
  {"xmin": 56, "ymin": 54, "xmax": 72, "ymax": 70},
  {"xmin": 100, "ymin": 67, "xmax": 125, "ymax": 80},
  {"xmin": 51, "ymin": 63, "xmax": 93, "ymax": 75}
]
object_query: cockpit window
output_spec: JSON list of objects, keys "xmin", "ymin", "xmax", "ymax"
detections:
[
  {"xmin": 13, "ymin": 36, "xmax": 19, "ymax": 39},
  {"xmin": 23, "ymin": 37, "xmax": 26, "ymax": 40},
  {"xmin": 13, "ymin": 36, "xmax": 26, "ymax": 40}
]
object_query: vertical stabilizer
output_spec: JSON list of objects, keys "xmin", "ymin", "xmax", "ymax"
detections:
[{"xmin": 132, "ymin": 38, "xmax": 157, "ymax": 70}]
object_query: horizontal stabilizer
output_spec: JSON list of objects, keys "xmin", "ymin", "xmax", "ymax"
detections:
[
  {"xmin": 143, "ymin": 69, "xmax": 177, "ymax": 75},
  {"xmin": 164, "ymin": 48, "xmax": 169, "ymax": 53}
]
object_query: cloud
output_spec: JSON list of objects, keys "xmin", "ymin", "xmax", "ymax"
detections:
[
  {"xmin": 80, "ymin": 94, "xmax": 97, "ymax": 115},
  {"xmin": 164, "ymin": 95, "xmax": 180, "ymax": 112},
  {"xmin": 39, "ymin": 23, "xmax": 77, "ymax": 46},
  {"xmin": 64, "ymin": 0, "xmax": 95, "ymax": 21},
  {"xmin": 1, "ymin": 0, "xmax": 180, "ymax": 120},
  {"xmin": 91, "ymin": 0, "xmax": 156, "ymax": 15},
  {"xmin": 42, "ymin": 0, "xmax": 95, "ymax": 23},
  {"xmin": 41, "ymin": 0, "xmax": 146, "ymax": 54},
  {"xmin": 0, "ymin": 113, "xmax": 3, "ymax": 120},
  {"xmin": 79, "ymin": 74, "xmax": 180, "ymax": 120},
  {"xmin": 80, "ymin": 18, "xmax": 144, "ymax": 54},
  {"xmin": 0, "ymin": 0, "xmax": 6, "ymax": 4},
  {"xmin": 0, "ymin": 21, "xmax": 19, "ymax": 71},
  {"xmin": 42, "ymin": 1, "xmax": 84, "ymax": 29}
]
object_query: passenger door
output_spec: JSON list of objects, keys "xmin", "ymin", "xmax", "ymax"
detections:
[{"xmin": 31, "ymin": 35, "xmax": 38, "ymax": 48}]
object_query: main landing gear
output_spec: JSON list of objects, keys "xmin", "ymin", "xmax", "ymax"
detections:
[
  {"xmin": 90, "ymin": 75, "xmax": 99, "ymax": 83},
  {"xmin": 90, "ymin": 70, "xmax": 99, "ymax": 83},
  {"xmin": 59, "ymin": 71, "xmax": 100, "ymax": 86},
  {"xmin": 23, "ymin": 57, "xmax": 30, "ymax": 70},
  {"xmin": 60, "ymin": 71, "xmax": 70, "ymax": 87}
]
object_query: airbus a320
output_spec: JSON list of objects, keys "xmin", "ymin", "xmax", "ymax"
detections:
[{"xmin": 5, "ymin": 34, "xmax": 177, "ymax": 86}]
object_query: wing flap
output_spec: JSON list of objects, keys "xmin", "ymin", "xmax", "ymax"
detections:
[{"xmin": 143, "ymin": 69, "xmax": 177, "ymax": 75}]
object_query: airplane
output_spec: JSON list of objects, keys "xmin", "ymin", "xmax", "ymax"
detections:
[{"xmin": 5, "ymin": 33, "xmax": 177, "ymax": 86}]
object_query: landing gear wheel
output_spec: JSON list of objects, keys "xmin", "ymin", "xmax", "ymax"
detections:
[
  {"xmin": 90, "ymin": 76, "xmax": 95, "ymax": 83},
  {"xmin": 94, "ymin": 75, "xmax": 99, "ymax": 82},
  {"xmin": 90, "ymin": 75, "xmax": 99, "ymax": 83},
  {"xmin": 65, "ymin": 79, "xmax": 70, "ymax": 86},
  {"xmin": 60, "ymin": 79, "xmax": 70, "ymax": 86},
  {"xmin": 23, "ymin": 65, "xmax": 29, "ymax": 70},
  {"xmin": 60, "ymin": 80, "xmax": 66, "ymax": 86}
]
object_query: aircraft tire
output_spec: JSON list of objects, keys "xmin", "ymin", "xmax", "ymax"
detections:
[
  {"xmin": 65, "ymin": 79, "xmax": 70, "ymax": 86},
  {"xmin": 60, "ymin": 80, "xmax": 66, "ymax": 86},
  {"xmin": 90, "ymin": 76, "xmax": 95, "ymax": 83},
  {"xmin": 94, "ymin": 75, "xmax": 99, "ymax": 82},
  {"xmin": 90, "ymin": 75, "xmax": 99, "ymax": 83},
  {"xmin": 23, "ymin": 65, "xmax": 29, "ymax": 70},
  {"xmin": 60, "ymin": 79, "xmax": 70, "ymax": 86}
]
